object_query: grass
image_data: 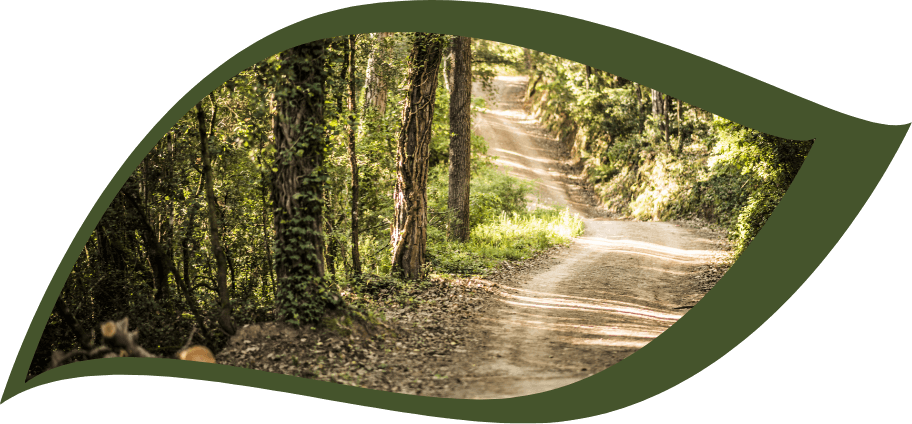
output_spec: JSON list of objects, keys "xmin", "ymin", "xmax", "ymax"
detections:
[{"xmin": 428, "ymin": 206, "xmax": 584, "ymax": 275}]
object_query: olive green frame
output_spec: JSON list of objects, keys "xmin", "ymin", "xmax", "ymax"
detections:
[{"xmin": 3, "ymin": 2, "xmax": 907, "ymax": 422}]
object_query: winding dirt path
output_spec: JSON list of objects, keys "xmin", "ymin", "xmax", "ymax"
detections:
[{"xmin": 434, "ymin": 76, "xmax": 723, "ymax": 399}]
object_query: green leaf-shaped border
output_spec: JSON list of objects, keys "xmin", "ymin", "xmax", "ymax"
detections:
[{"xmin": 3, "ymin": 2, "xmax": 907, "ymax": 422}]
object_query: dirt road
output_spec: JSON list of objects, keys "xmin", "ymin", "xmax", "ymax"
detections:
[
  {"xmin": 434, "ymin": 76, "xmax": 724, "ymax": 399},
  {"xmin": 213, "ymin": 76, "xmax": 727, "ymax": 399}
]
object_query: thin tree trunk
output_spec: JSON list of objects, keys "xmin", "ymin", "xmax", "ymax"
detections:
[
  {"xmin": 123, "ymin": 190, "xmax": 209, "ymax": 338},
  {"xmin": 196, "ymin": 97, "xmax": 235, "ymax": 336},
  {"xmin": 677, "ymin": 98, "xmax": 684, "ymax": 153},
  {"xmin": 391, "ymin": 33, "xmax": 446, "ymax": 280},
  {"xmin": 362, "ymin": 32, "xmax": 391, "ymax": 117},
  {"xmin": 445, "ymin": 45, "xmax": 456, "ymax": 94},
  {"xmin": 448, "ymin": 35, "xmax": 472, "ymax": 242},
  {"xmin": 652, "ymin": 88, "xmax": 666, "ymax": 144},
  {"xmin": 634, "ymin": 83, "xmax": 643, "ymax": 133},
  {"xmin": 255, "ymin": 141, "xmax": 275, "ymax": 297},
  {"xmin": 346, "ymin": 34, "xmax": 362, "ymax": 278},
  {"xmin": 663, "ymin": 93, "xmax": 670, "ymax": 147},
  {"xmin": 54, "ymin": 296, "xmax": 93, "ymax": 350}
]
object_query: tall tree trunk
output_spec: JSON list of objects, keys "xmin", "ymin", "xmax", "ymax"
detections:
[
  {"xmin": 391, "ymin": 33, "xmax": 446, "ymax": 280},
  {"xmin": 523, "ymin": 47, "xmax": 532, "ymax": 70},
  {"xmin": 196, "ymin": 98, "xmax": 235, "ymax": 336},
  {"xmin": 634, "ymin": 82, "xmax": 643, "ymax": 133},
  {"xmin": 652, "ymin": 88, "xmax": 666, "ymax": 144},
  {"xmin": 362, "ymin": 32, "xmax": 391, "ymax": 117},
  {"xmin": 346, "ymin": 34, "xmax": 362, "ymax": 278},
  {"xmin": 663, "ymin": 93, "xmax": 670, "ymax": 147},
  {"xmin": 676, "ymin": 98, "xmax": 684, "ymax": 153},
  {"xmin": 447, "ymin": 35, "xmax": 472, "ymax": 242},
  {"xmin": 271, "ymin": 39, "xmax": 338, "ymax": 324},
  {"xmin": 445, "ymin": 45, "xmax": 456, "ymax": 94},
  {"xmin": 255, "ymin": 153, "xmax": 275, "ymax": 300}
]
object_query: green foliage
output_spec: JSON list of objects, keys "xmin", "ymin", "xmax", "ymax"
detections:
[
  {"xmin": 425, "ymin": 160, "xmax": 584, "ymax": 275},
  {"xmin": 33, "ymin": 35, "xmax": 589, "ymax": 377},
  {"xmin": 471, "ymin": 39, "xmax": 527, "ymax": 89},
  {"xmin": 524, "ymin": 48, "xmax": 812, "ymax": 259}
]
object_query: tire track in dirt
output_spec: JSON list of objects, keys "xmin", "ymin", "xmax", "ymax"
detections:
[{"xmin": 432, "ymin": 76, "xmax": 723, "ymax": 399}]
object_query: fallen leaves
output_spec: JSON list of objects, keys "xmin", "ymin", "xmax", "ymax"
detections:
[{"xmin": 215, "ymin": 271, "xmax": 504, "ymax": 395}]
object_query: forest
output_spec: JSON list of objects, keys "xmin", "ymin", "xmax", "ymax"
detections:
[{"xmin": 31, "ymin": 32, "xmax": 812, "ymax": 396}]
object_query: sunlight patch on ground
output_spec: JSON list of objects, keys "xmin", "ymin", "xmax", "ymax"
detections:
[
  {"xmin": 518, "ymin": 320, "xmax": 668, "ymax": 339},
  {"xmin": 634, "ymin": 266, "xmax": 690, "ymax": 276},
  {"xmin": 568, "ymin": 338, "xmax": 653, "ymax": 348},
  {"xmin": 499, "ymin": 296, "xmax": 683, "ymax": 321},
  {"xmin": 501, "ymin": 286, "xmax": 654, "ymax": 310},
  {"xmin": 479, "ymin": 314, "xmax": 666, "ymax": 349},
  {"xmin": 490, "ymin": 158, "xmax": 549, "ymax": 176},
  {"xmin": 485, "ymin": 108, "xmax": 528, "ymax": 120},
  {"xmin": 575, "ymin": 237, "xmax": 714, "ymax": 263},
  {"xmin": 488, "ymin": 148, "xmax": 558, "ymax": 166}
]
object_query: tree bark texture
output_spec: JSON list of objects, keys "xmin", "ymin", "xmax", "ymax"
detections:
[
  {"xmin": 362, "ymin": 32, "xmax": 392, "ymax": 117},
  {"xmin": 271, "ymin": 39, "xmax": 338, "ymax": 324},
  {"xmin": 445, "ymin": 45, "xmax": 456, "ymax": 94},
  {"xmin": 196, "ymin": 99, "xmax": 236, "ymax": 336},
  {"xmin": 391, "ymin": 33, "xmax": 446, "ymax": 280},
  {"xmin": 346, "ymin": 34, "xmax": 363, "ymax": 278},
  {"xmin": 447, "ymin": 35, "xmax": 472, "ymax": 242}
]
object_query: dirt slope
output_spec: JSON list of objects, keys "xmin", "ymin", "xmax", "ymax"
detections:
[{"xmin": 425, "ymin": 76, "xmax": 726, "ymax": 399}]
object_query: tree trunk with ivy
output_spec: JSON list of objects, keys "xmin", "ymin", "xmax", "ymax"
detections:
[
  {"xmin": 391, "ymin": 33, "xmax": 446, "ymax": 280},
  {"xmin": 447, "ymin": 35, "xmax": 472, "ymax": 242},
  {"xmin": 271, "ymin": 40, "xmax": 339, "ymax": 324}
]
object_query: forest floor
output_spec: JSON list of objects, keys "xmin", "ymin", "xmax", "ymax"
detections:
[{"xmin": 215, "ymin": 75, "xmax": 731, "ymax": 398}]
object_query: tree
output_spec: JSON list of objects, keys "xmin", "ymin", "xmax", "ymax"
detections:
[
  {"xmin": 634, "ymin": 82, "xmax": 644, "ymax": 133},
  {"xmin": 345, "ymin": 34, "xmax": 362, "ymax": 278},
  {"xmin": 271, "ymin": 39, "xmax": 339, "ymax": 324},
  {"xmin": 391, "ymin": 33, "xmax": 446, "ymax": 279},
  {"xmin": 362, "ymin": 32, "xmax": 392, "ymax": 117},
  {"xmin": 444, "ymin": 44, "xmax": 456, "ymax": 94},
  {"xmin": 676, "ymin": 98, "xmax": 684, "ymax": 153},
  {"xmin": 651, "ymin": 88, "xmax": 665, "ymax": 144},
  {"xmin": 447, "ymin": 35, "xmax": 472, "ymax": 242},
  {"xmin": 196, "ymin": 96, "xmax": 236, "ymax": 336},
  {"xmin": 663, "ymin": 92, "xmax": 670, "ymax": 147}
]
